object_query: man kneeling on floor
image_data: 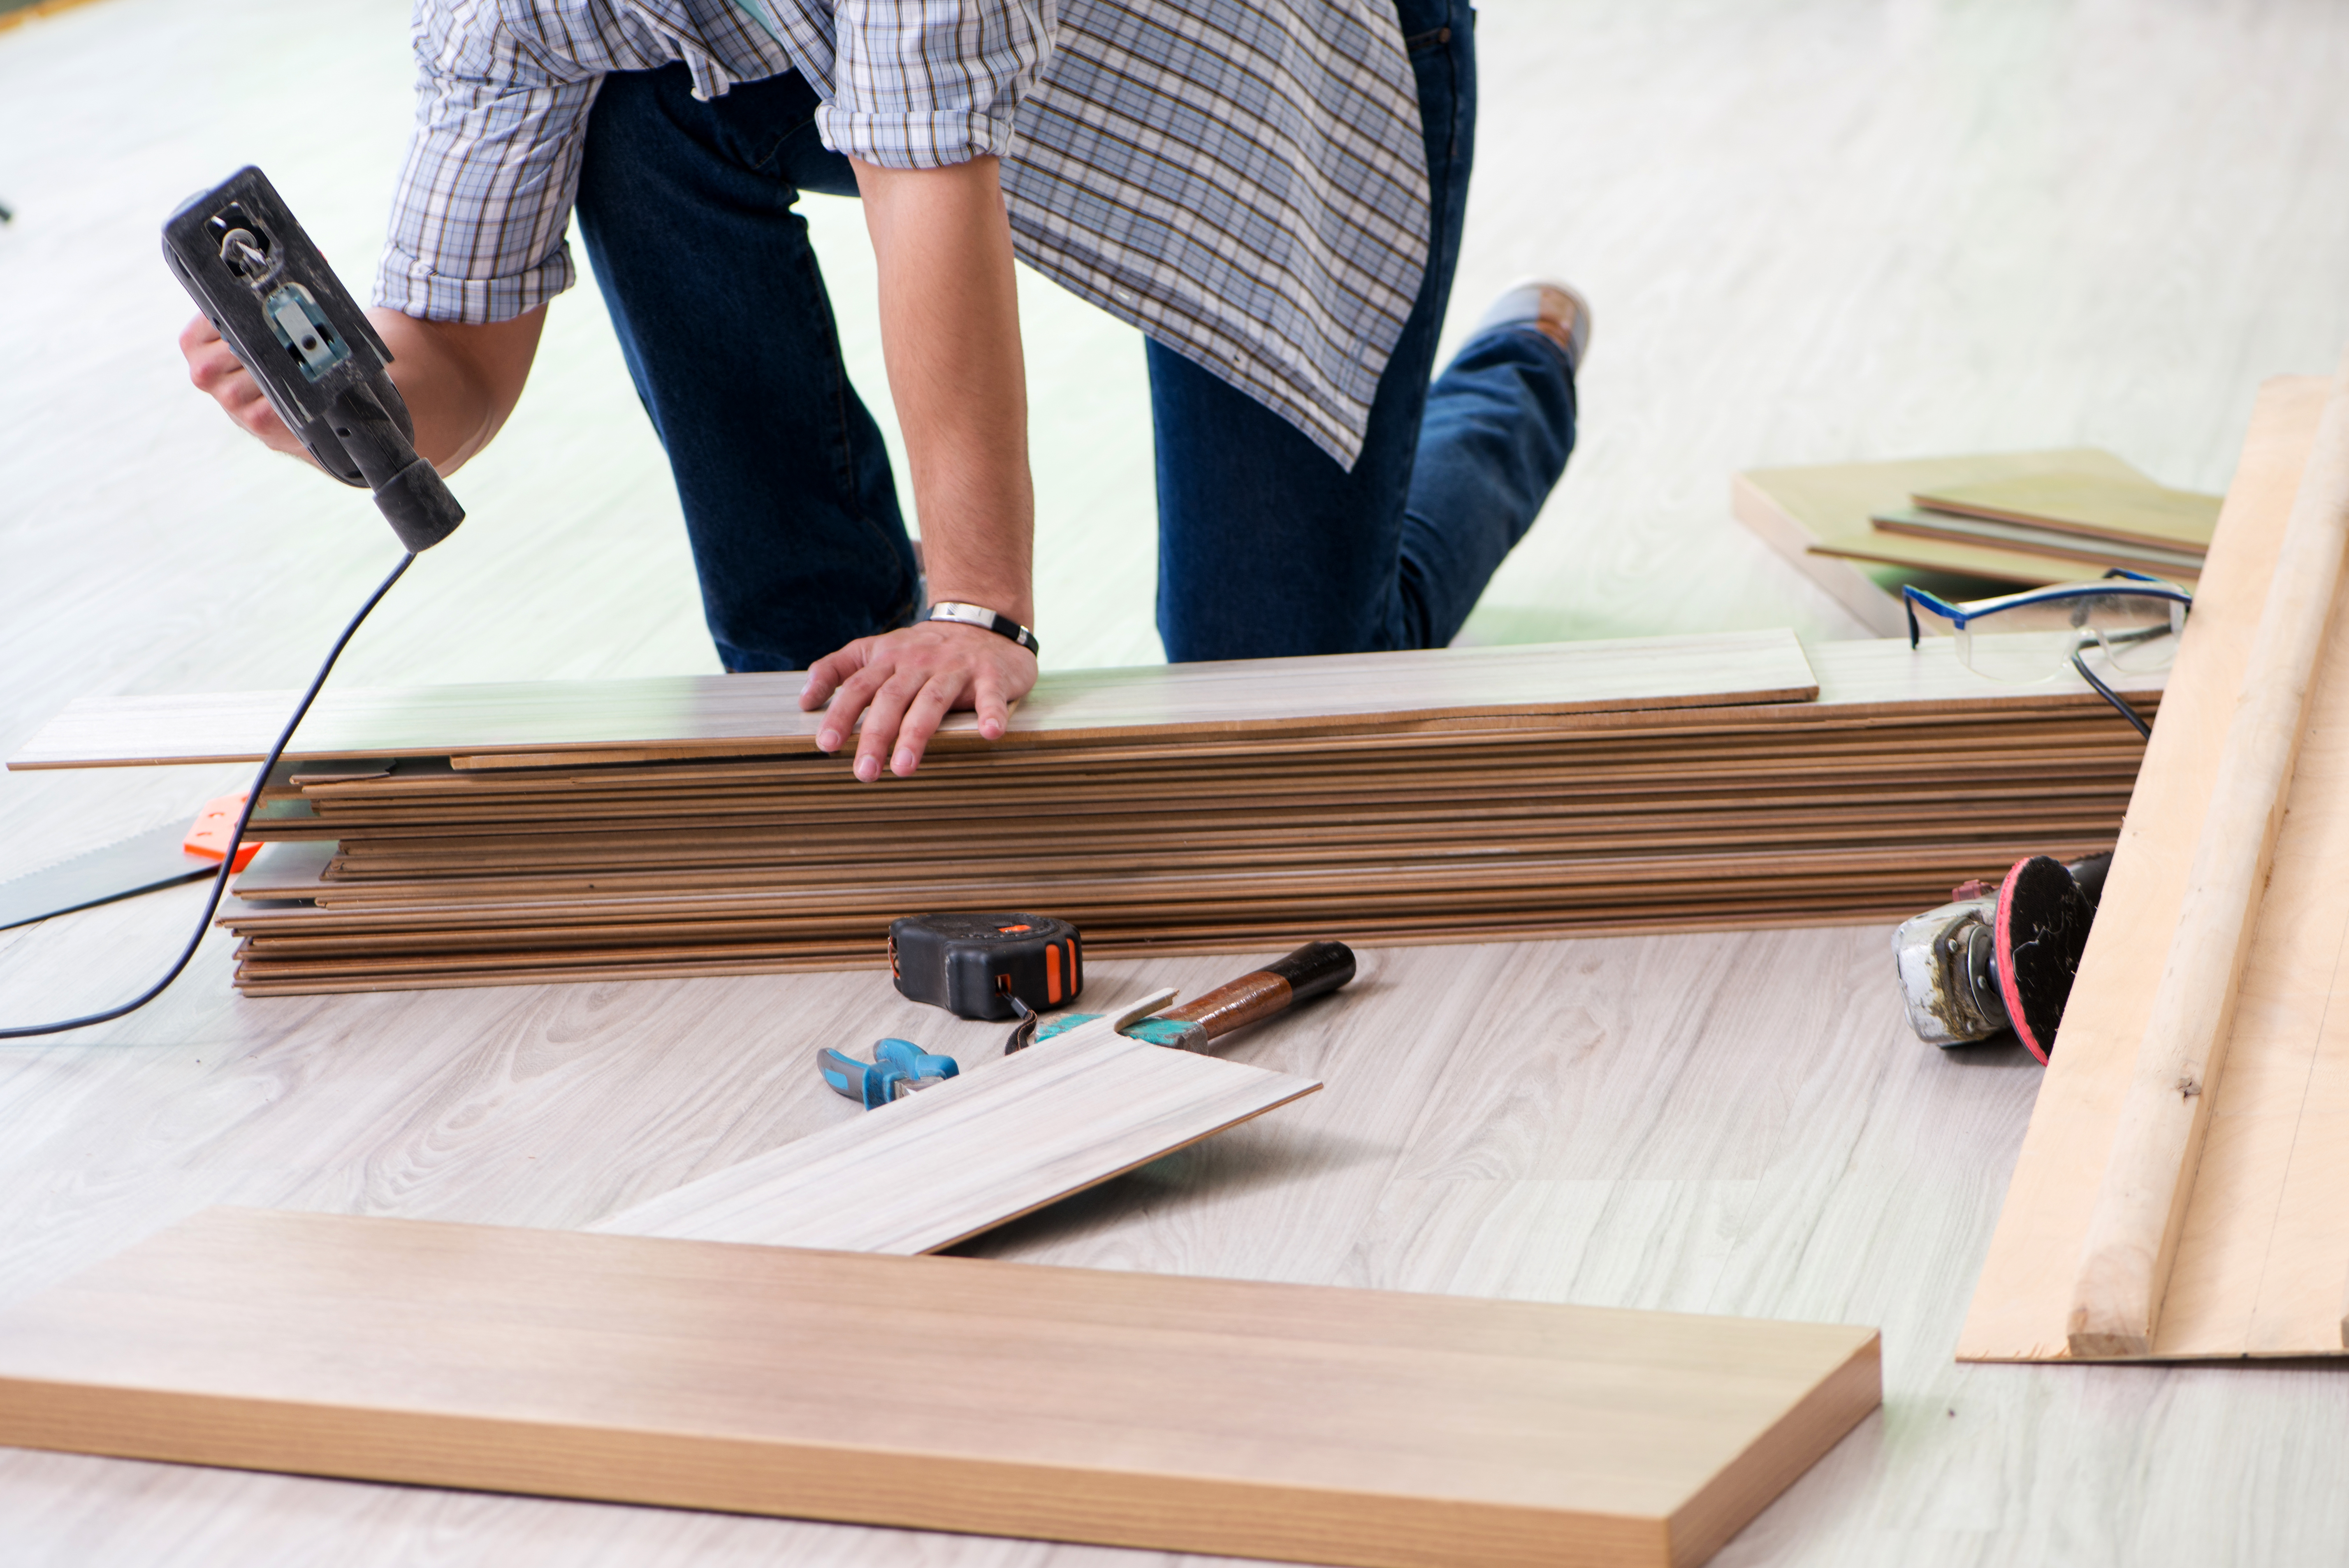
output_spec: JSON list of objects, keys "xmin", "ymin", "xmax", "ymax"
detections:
[{"xmin": 182, "ymin": 0, "xmax": 1590, "ymax": 778}]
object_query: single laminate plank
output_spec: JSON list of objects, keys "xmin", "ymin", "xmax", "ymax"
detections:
[
  {"xmin": 7, "ymin": 631, "xmax": 1819, "ymax": 770},
  {"xmin": 591, "ymin": 997, "xmax": 1321, "ymax": 1255},
  {"xmin": 0, "ymin": 1207, "xmax": 1882, "ymax": 1568}
]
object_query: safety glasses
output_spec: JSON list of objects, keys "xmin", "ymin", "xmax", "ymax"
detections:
[{"xmin": 1904, "ymin": 570, "xmax": 2191, "ymax": 738}]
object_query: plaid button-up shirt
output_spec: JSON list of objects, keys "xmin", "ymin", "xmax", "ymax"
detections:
[{"xmin": 376, "ymin": 0, "xmax": 1429, "ymax": 465}]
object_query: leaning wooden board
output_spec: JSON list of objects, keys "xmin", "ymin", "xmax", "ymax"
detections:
[
  {"xmin": 0, "ymin": 1208, "xmax": 1881, "ymax": 1568},
  {"xmin": 1959, "ymin": 374, "xmax": 2349, "ymax": 1361},
  {"xmin": 6, "ymin": 629, "xmax": 1820, "ymax": 770}
]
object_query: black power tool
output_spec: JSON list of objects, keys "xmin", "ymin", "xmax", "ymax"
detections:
[
  {"xmin": 2, "ymin": 169, "xmax": 457, "ymax": 1039},
  {"xmin": 162, "ymin": 166, "xmax": 463, "ymax": 552},
  {"xmin": 1892, "ymin": 851, "xmax": 2113, "ymax": 1060}
]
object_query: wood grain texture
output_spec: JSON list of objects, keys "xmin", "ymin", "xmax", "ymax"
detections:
[
  {"xmin": 0, "ymin": 1207, "xmax": 1881, "ymax": 1568},
  {"xmin": 593, "ymin": 1018, "xmax": 1321, "ymax": 1254},
  {"xmin": 6, "ymin": 631, "xmax": 1818, "ymax": 771},
  {"xmin": 2066, "ymin": 350, "xmax": 2349, "ymax": 1357},
  {"xmin": 1960, "ymin": 375, "xmax": 2349, "ymax": 1362}
]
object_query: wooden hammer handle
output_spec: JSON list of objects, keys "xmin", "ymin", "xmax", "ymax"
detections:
[{"xmin": 1158, "ymin": 941, "xmax": 1356, "ymax": 1042}]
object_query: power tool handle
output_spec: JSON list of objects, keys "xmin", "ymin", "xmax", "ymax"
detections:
[
  {"xmin": 332, "ymin": 384, "xmax": 465, "ymax": 552},
  {"xmin": 1158, "ymin": 941, "xmax": 1355, "ymax": 1041}
]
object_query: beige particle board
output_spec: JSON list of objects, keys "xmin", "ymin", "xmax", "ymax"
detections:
[
  {"xmin": 0, "ymin": 1207, "xmax": 1881, "ymax": 1568},
  {"xmin": 1959, "ymin": 374, "xmax": 2349, "ymax": 1361},
  {"xmin": 7, "ymin": 630, "xmax": 1819, "ymax": 770}
]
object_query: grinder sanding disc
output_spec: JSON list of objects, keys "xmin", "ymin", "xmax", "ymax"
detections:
[{"xmin": 1994, "ymin": 854, "xmax": 2096, "ymax": 1062}]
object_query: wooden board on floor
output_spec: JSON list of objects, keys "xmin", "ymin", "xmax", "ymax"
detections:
[
  {"xmin": 0, "ymin": 1207, "xmax": 1881, "ymax": 1568},
  {"xmin": 1959, "ymin": 374, "xmax": 2349, "ymax": 1361},
  {"xmin": 6, "ymin": 630, "xmax": 1820, "ymax": 770},
  {"xmin": 595, "ymin": 1020, "xmax": 1321, "ymax": 1255}
]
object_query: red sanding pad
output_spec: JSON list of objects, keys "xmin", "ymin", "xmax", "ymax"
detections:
[{"xmin": 1994, "ymin": 855, "xmax": 2096, "ymax": 1062}]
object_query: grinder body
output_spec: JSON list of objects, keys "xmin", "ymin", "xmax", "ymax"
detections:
[
  {"xmin": 1893, "ymin": 851, "xmax": 2111, "ymax": 1059},
  {"xmin": 164, "ymin": 167, "xmax": 463, "ymax": 552}
]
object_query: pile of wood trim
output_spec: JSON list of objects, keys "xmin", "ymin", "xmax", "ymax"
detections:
[{"xmin": 11, "ymin": 629, "xmax": 2156, "ymax": 996}]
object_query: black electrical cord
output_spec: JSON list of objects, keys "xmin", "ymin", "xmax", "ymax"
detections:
[
  {"xmin": 0, "ymin": 552, "xmax": 416, "ymax": 1039},
  {"xmin": 2071, "ymin": 648, "xmax": 2154, "ymax": 742}
]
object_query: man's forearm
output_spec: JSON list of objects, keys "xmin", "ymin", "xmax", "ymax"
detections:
[
  {"xmin": 850, "ymin": 155, "xmax": 1034, "ymax": 624},
  {"xmin": 367, "ymin": 306, "xmax": 547, "ymax": 474}
]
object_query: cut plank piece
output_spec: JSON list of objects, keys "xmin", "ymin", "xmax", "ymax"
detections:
[
  {"xmin": 1959, "ymin": 372, "xmax": 2349, "ymax": 1361},
  {"xmin": 0, "ymin": 1207, "xmax": 1881, "ymax": 1568},
  {"xmin": 6, "ymin": 629, "xmax": 1819, "ymax": 770},
  {"xmin": 2064, "ymin": 348, "xmax": 2349, "ymax": 1357},
  {"xmin": 596, "ymin": 993, "xmax": 1319, "ymax": 1254}
]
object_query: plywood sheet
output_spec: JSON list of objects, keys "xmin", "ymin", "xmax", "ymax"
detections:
[
  {"xmin": 0, "ymin": 1208, "xmax": 1881, "ymax": 1568},
  {"xmin": 8, "ymin": 630, "xmax": 1819, "ymax": 770},
  {"xmin": 1959, "ymin": 374, "xmax": 2349, "ymax": 1361}
]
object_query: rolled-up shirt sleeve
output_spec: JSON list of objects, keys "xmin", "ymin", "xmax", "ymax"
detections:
[
  {"xmin": 375, "ymin": 0, "xmax": 601, "ymax": 323},
  {"xmin": 819, "ymin": 0, "xmax": 1055, "ymax": 169}
]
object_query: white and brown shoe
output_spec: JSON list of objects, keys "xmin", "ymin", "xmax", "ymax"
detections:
[{"xmin": 1470, "ymin": 278, "xmax": 1593, "ymax": 372}]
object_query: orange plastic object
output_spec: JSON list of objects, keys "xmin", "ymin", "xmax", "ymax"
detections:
[{"xmin": 183, "ymin": 792, "xmax": 260, "ymax": 872}]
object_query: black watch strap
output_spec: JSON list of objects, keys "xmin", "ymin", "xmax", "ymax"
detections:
[{"xmin": 926, "ymin": 601, "xmax": 1040, "ymax": 655}]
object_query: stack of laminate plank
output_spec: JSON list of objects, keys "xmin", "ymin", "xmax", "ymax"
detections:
[{"xmin": 10, "ymin": 629, "xmax": 2157, "ymax": 996}]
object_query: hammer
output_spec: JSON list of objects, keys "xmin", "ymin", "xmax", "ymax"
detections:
[{"xmin": 1013, "ymin": 941, "xmax": 1357, "ymax": 1054}]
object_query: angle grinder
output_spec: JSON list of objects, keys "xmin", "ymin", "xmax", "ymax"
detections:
[{"xmin": 1892, "ymin": 851, "xmax": 2112, "ymax": 1060}]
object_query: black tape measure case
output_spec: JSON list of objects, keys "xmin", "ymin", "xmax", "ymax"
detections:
[{"xmin": 888, "ymin": 913, "xmax": 1083, "ymax": 1021}]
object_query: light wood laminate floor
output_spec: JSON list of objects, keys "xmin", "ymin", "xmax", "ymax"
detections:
[{"xmin": 4, "ymin": 1, "xmax": 2349, "ymax": 1563}]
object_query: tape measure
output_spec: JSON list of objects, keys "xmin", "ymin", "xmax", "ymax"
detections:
[{"xmin": 888, "ymin": 913, "xmax": 1083, "ymax": 1021}]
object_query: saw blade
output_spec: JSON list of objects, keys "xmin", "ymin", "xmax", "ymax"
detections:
[{"xmin": 0, "ymin": 824, "xmax": 218, "ymax": 933}]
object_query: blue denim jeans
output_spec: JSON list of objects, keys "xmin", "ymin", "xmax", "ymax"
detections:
[
  {"xmin": 1150, "ymin": 0, "xmax": 1578, "ymax": 658},
  {"xmin": 573, "ymin": 0, "xmax": 1574, "ymax": 670}
]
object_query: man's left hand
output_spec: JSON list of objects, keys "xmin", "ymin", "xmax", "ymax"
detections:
[{"xmin": 800, "ymin": 620, "xmax": 1039, "ymax": 780}]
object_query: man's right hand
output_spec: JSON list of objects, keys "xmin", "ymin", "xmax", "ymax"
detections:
[
  {"xmin": 181, "ymin": 313, "xmax": 312, "ymax": 462},
  {"xmin": 176, "ymin": 306, "xmax": 549, "ymax": 476}
]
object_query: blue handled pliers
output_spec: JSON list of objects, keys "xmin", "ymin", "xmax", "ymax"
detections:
[{"xmin": 816, "ymin": 1037, "xmax": 960, "ymax": 1110}]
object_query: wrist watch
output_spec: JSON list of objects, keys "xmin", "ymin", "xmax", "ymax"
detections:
[{"xmin": 926, "ymin": 601, "xmax": 1040, "ymax": 655}]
